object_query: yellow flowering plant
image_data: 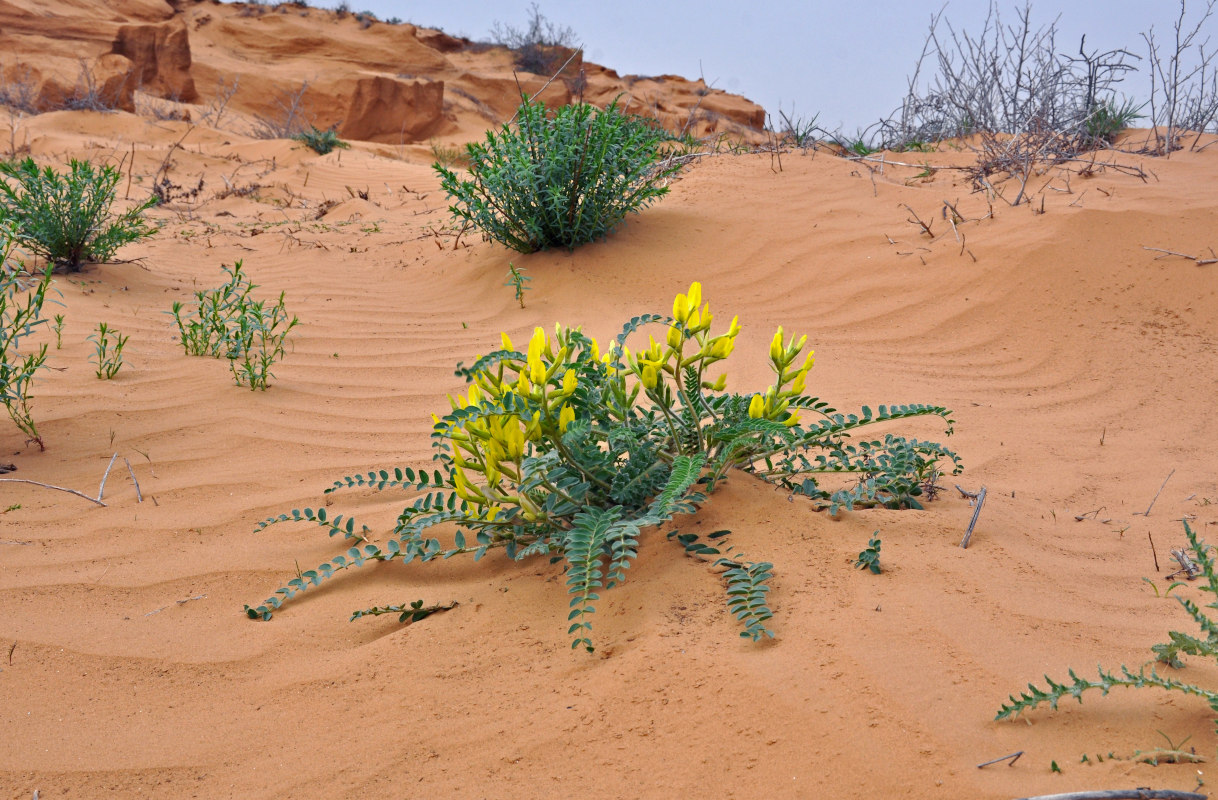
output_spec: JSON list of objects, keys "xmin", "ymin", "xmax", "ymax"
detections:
[{"xmin": 246, "ymin": 283, "xmax": 960, "ymax": 652}]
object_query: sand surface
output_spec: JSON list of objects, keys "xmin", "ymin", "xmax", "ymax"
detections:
[{"xmin": 1, "ymin": 21, "xmax": 1218, "ymax": 800}]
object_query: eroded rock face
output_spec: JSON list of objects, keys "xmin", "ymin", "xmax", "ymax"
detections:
[
  {"xmin": 113, "ymin": 17, "xmax": 196, "ymax": 101},
  {"xmin": 318, "ymin": 76, "xmax": 445, "ymax": 143}
]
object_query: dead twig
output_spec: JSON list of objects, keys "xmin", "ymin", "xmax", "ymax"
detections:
[
  {"xmin": 1149, "ymin": 531, "xmax": 1160, "ymax": 572},
  {"xmin": 1143, "ymin": 246, "xmax": 1218, "ymax": 265},
  {"xmin": 960, "ymin": 485, "xmax": 987, "ymax": 548},
  {"xmin": 901, "ymin": 203, "xmax": 934, "ymax": 237},
  {"xmin": 124, "ymin": 458, "xmax": 142, "ymax": 503},
  {"xmin": 977, "ymin": 750, "xmax": 1023, "ymax": 768},
  {"xmin": 1168, "ymin": 547, "xmax": 1201, "ymax": 580},
  {"xmin": 97, "ymin": 453, "xmax": 118, "ymax": 501},
  {"xmin": 0, "ymin": 478, "xmax": 106, "ymax": 507},
  {"xmin": 1134, "ymin": 469, "xmax": 1175, "ymax": 516}
]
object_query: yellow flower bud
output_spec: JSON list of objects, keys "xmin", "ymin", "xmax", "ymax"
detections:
[
  {"xmin": 783, "ymin": 412, "xmax": 801, "ymax": 427},
  {"xmin": 590, "ymin": 337, "xmax": 600, "ymax": 361},
  {"xmin": 748, "ymin": 393, "xmax": 765, "ymax": 419},
  {"xmin": 673, "ymin": 291, "xmax": 689, "ymax": 323},
  {"xmin": 727, "ymin": 315, "xmax": 740, "ymax": 337},
  {"xmin": 561, "ymin": 368, "xmax": 577, "ymax": 395},
  {"xmin": 500, "ymin": 332, "xmax": 514, "ymax": 352},
  {"xmin": 527, "ymin": 327, "xmax": 547, "ymax": 384},
  {"xmin": 711, "ymin": 374, "xmax": 727, "ymax": 391},
  {"xmin": 769, "ymin": 327, "xmax": 785, "ymax": 362},
  {"xmin": 667, "ymin": 324, "xmax": 684, "ymax": 349},
  {"xmin": 687, "ymin": 281, "xmax": 701, "ymax": 312},
  {"xmin": 504, "ymin": 420, "xmax": 525, "ymax": 459},
  {"xmin": 642, "ymin": 364, "xmax": 658, "ymax": 390},
  {"xmin": 558, "ymin": 404, "xmax": 575, "ymax": 432}
]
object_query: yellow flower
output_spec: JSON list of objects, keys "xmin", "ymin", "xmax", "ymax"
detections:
[
  {"xmin": 783, "ymin": 412, "xmax": 801, "ymax": 427},
  {"xmin": 641, "ymin": 364, "xmax": 658, "ymax": 390},
  {"xmin": 769, "ymin": 327, "xmax": 784, "ymax": 362},
  {"xmin": 789, "ymin": 368, "xmax": 808, "ymax": 395},
  {"xmin": 667, "ymin": 324, "xmax": 684, "ymax": 349},
  {"xmin": 673, "ymin": 291, "xmax": 689, "ymax": 323},
  {"xmin": 527, "ymin": 327, "xmax": 547, "ymax": 384},
  {"xmin": 503, "ymin": 419, "xmax": 525, "ymax": 459},
  {"xmin": 558, "ymin": 404, "xmax": 575, "ymax": 432},
  {"xmin": 711, "ymin": 374, "xmax": 727, "ymax": 391},
  {"xmin": 748, "ymin": 393, "xmax": 765, "ymax": 419},
  {"xmin": 561, "ymin": 368, "xmax": 577, "ymax": 395},
  {"xmin": 686, "ymin": 281, "xmax": 702, "ymax": 312},
  {"xmin": 500, "ymin": 332, "xmax": 514, "ymax": 352}
]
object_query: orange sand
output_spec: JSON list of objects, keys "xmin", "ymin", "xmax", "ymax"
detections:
[{"xmin": 3, "ymin": 5, "xmax": 1218, "ymax": 800}]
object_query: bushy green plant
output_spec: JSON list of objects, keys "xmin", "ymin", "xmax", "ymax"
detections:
[
  {"xmin": 88, "ymin": 322, "xmax": 128, "ymax": 379},
  {"xmin": 169, "ymin": 261, "xmax": 297, "ymax": 389},
  {"xmin": 0, "ymin": 158, "xmax": 156, "ymax": 271},
  {"xmin": 998, "ymin": 521, "xmax": 1218, "ymax": 732},
  {"xmin": 292, "ymin": 126, "xmax": 349, "ymax": 155},
  {"xmin": 246, "ymin": 282, "xmax": 960, "ymax": 652},
  {"xmin": 435, "ymin": 97, "xmax": 680, "ymax": 253},
  {"xmin": 0, "ymin": 230, "xmax": 53, "ymax": 449}
]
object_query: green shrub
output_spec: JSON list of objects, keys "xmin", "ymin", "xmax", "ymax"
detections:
[
  {"xmin": 0, "ymin": 158, "xmax": 156, "ymax": 271},
  {"xmin": 435, "ymin": 97, "xmax": 680, "ymax": 253},
  {"xmin": 292, "ymin": 126, "xmax": 349, "ymax": 155},
  {"xmin": 0, "ymin": 229, "xmax": 53, "ymax": 449},
  {"xmin": 245, "ymin": 282, "xmax": 960, "ymax": 652}
]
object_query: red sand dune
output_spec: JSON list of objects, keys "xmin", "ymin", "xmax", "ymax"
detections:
[{"xmin": 2, "ymin": 3, "xmax": 1218, "ymax": 799}]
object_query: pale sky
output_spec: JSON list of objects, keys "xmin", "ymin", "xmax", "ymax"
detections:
[{"xmin": 285, "ymin": 1, "xmax": 1211, "ymax": 133}]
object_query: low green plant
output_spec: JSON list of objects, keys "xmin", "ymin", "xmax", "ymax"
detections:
[
  {"xmin": 227, "ymin": 292, "xmax": 298, "ymax": 390},
  {"xmin": 1085, "ymin": 97, "xmax": 1145, "ymax": 144},
  {"xmin": 505, "ymin": 262, "xmax": 530, "ymax": 308},
  {"xmin": 855, "ymin": 533, "xmax": 882, "ymax": 574},
  {"xmin": 435, "ymin": 96, "xmax": 680, "ymax": 253},
  {"xmin": 245, "ymin": 282, "xmax": 960, "ymax": 652},
  {"xmin": 292, "ymin": 126, "xmax": 349, "ymax": 155},
  {"xmin": 429, "ymin": 139, "xmax": 463, "ymax": 168},
  {"xmin": 0, "ymin": 232, "xmax": 53, "ymax": 449},
  {"xmin": 0, "ymin": 158, "xmax": 156, "ymax": 271},
  {"xmin": 999, "ymin": 521, "xmax": 1218, "ymax": 732},
  {"xmin": 51, "ymin": 313, "xmax": 64, "ymax": 349},
  {"xmin": 169, "ymin": 261, "xmax": 297, "ymax": 389},
  {"xmin": 170, "ymin": 261, "xmax": 256, "ymax": 357},
  {"xmin": 88, "ymin": 321, "xmax": 127, "ymax": 379}
]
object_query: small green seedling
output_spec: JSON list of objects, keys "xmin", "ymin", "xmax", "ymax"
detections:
[
  {"xmin": 855, "ymin": 533, "xmax": 882, "ymax": 574},
  {"xmin": 88, "ymin": 322, "xmax": 128, "ymax": 379},
  {"xmin": 505, "ymin": 262, "xmax": 531, "ymax": 308}
]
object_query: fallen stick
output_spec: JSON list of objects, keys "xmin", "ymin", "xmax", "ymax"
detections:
[
  {"xmin": 961, "ymin": 486, "xmax": 987, "ymax": 548},
  {"xmin": 1013, "ymin": 790, "xmax": 1207, "ymax": 800},
  {"xmin": 1135, "ymin": 469, "xmax": 1175, "ymax": 516},
  {"xmin": 0, "ymin": 479, "xmax": 106, "ymax": 507},
  {"xmin": 1143, "ymin": 246, "xmax": 1218, "ymax": 265},
  {"xmin": 976, "ymin": 750, "xmax": 1022, "ymax": 768}
]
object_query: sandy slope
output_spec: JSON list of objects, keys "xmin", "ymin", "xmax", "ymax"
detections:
[{"xmin": 0, "ymin": 108, "xmax": 1217, "ymax": 799}]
